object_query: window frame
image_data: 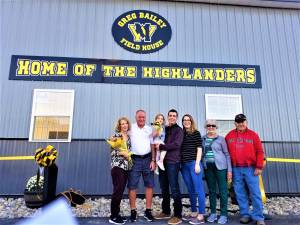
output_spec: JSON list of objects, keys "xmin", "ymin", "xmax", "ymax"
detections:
[
  {"xmin": 205, "ymin": 94, "xmax": 243, "ymax": 120},
  {"xmin": 205, "ymin": 94, "xmax": 243, "ymax": 136},
  {"xmin": 29, "ymin": 89, "xmax": 75, "ymax": 142}
]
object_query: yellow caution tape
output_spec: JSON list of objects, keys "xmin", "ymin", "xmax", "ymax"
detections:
[
  {"xmin": 0, "ymin": 156, "xmax": 35, "ymax": 160},
  {"xmin": 266, "ymin": 157, "xmax": 300, "ymax": 163}
]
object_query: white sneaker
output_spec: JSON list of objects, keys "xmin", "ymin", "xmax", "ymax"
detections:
[
  {"xmin": 157, "ymin": 161, "xmax": 165, "ymax": 171},
  {"xmin": 155, "ymin": 167, "xmax": 159, "ymax": 175}
]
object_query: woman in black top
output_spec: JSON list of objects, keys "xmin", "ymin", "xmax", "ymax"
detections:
[{"xmin": 181, "ymin": 114, "xmax": 206, "ymax": 224}]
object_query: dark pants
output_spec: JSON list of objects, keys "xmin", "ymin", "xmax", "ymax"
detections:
[
  {"xmin": 159, "ymin": 162, "xmax": 182, "ymax": 217},
  {"xmin": 204, "ymin": 163, "xmax": 228, "ymax": 216},
  {"xmin": 111, "ymin": 167, "xmax": 128, "ymax": 218}
]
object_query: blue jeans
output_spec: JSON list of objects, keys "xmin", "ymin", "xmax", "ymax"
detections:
[
  {"xmin": 158, "ymin": 162, "xmax": 182, "ymax": 217},
  {"xmin": 181, "ymin": 161, "xmax": 206, "ymax": 214},
  {"xmin": 233, "ymin": 167, "xmax": 264, "ymax": 221}
]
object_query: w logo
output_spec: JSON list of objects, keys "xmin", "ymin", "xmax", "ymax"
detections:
[{"xmin": 128, "ymin": 22, "xmax": 157, "ymax": 42}]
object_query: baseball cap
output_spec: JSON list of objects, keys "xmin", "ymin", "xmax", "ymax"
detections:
[{"xmin": 235, "ymin": 114, "xmax": 247, "ymax": 123}]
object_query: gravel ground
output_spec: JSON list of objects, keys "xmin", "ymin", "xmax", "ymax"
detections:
[{"xmin": 0, "ymin": 196, "xmax": 299, "ymax": 218}]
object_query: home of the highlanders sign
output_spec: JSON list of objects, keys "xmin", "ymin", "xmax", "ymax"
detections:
[{"xmin": 9, "ymin": 55, "xmax": 262, "ymax": 88}]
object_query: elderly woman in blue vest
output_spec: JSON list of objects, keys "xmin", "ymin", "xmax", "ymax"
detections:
[
  {"xmin": 181, "ymin": 114, "xmax": 206, "ymax": 224},
  {"xmin": 202, "ymin": 119, "xmax": 232, "ymax": 224}
]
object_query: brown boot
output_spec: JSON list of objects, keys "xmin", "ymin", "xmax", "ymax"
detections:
[
  {"xmin": 168, "ymin": 216, "xmax": 182, "ymax": 225},
  {"xmin": 155, "ymin": 212, "xmax": 171, "ymax": 220}
]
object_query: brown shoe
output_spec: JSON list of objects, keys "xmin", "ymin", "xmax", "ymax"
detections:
[
  {"xmin": 168, "ymin": 217, "xmax": 182, "ymax": 225},
  {"xmin": 155, "ymin": 212, "xmax": 171, "ymax": 220},
  {"xmin": 256, "ymin": 221, "xmax": 265, "ymax": 225}
]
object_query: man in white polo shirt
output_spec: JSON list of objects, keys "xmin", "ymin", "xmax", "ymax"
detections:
[{"xmin": 128, "ymin": 109, "xmax": 156, "ymax": 222}]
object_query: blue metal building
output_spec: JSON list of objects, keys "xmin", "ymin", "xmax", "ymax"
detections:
[{"xmin": 0, "ymin": 0, "xmax": 299, "ymax": 195}]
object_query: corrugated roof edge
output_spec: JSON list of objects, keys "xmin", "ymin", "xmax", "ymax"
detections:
[{"xmin": 160, "ymin": 0, "xmax": 300, "ymax": 9}]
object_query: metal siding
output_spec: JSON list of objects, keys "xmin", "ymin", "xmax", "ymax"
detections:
[
  {"xmin": 0, "ymin": 0, "xmax": 299, "ymax": 141},
  {"xmin": 263, "ymin": 143, "xmax": 300, "ymax": 193},
  {"xmin": 0, "ymin": 140, "xmax": 299, "ymax": 195},
  {"xmin": 0, "ymin": 140, "xmax": 187, "ymax": 195}
]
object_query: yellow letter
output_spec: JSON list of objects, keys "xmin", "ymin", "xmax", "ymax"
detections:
[
  {"xmin": 154, "ymin": 68, "xmax": 161, "ymax": 78},
  {"xmin": 126, "ymin": 66, "xmax": 136, "ymax": 77},
  {"xmin": 225, "ymin": 69, "xmax": 235, "ymax": 82},
  {"xmin": 114, "ymin": 66, "xmax": 125, "ymax": 77},
  {"xmin": 203, "ymin": 69, "xmax": 214, "ymax": 80},
  {"xmin": 17, "ymin": 59, "xmax": 30, "ymax": 75},
  {"xmin": 193, "ymin": 69, "xmax": 203, "ymax": 80},
  {"xmin": 102, "ymin": 65, "xmax": 114, "ymax": 77},
  {"xmin": 247, "ymin": 69, "xmax": 256, "ymax": 83},
  {"xmin": 56, "ymin": 62, "xmax": 67, "ymax": 76},
  {"xmin": 30, "ymin": 61, "xmax": 41, "ymax": 75},
  {"xmin": 172, "ymin": 68, "xmax": 182, "ymax": 79},
  {"xmin": 215, "ymin": 69, "xmax": 225, "ymax": 81},
  {"xmin": 236, "ymin": 69, "xmax": 246, "ymax": 82},
  {"xmin": 128, "ymin": 24, "xmax": 142, "ymax": 42},
  {"xmin": 74, "ymin": 64, "xmax": 84, "ymax": 76},
  {"xmin": 85, "ymin": 64, "xmax": 96, "ymax": 76},
  {"xmin": 41, "ymin": 61, "xmax": 55, "ymax": 75},
  {"xmin": 182, "ymin": 68, "xmax": 191, "ymax": 80},
  {"xmin": 143, "ymin": 67, "xmax": 153, "ymax": 78},
  {"xmin": 161, "ymin": 68, "xmax": 170, "ymax": 79},
  {"xmin": 118, "ymin": 21, "xmax": 124, "ymax": 27}
]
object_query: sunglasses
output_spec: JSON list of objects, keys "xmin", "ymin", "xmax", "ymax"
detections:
[{"xmin": 206, "ymin": 124, "xmax": 216, "ymax": 128}]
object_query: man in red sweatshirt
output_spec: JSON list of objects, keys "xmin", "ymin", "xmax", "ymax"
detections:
[{"xmin": 225, "ymin": 114, "xmax": 265, "ymax": 225}]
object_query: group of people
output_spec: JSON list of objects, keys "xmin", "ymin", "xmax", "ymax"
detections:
[{"xmin": 108, "ymin": 109, "xmax": 265, "ymax": 225}]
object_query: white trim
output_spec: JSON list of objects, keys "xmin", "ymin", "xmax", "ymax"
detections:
[
  {"xmin": 29, "ymin": 89, "xmax": 75, "ymax": 142},
  {"xmin": 205, "ymin": 94, "xmax": 243, "ymax": 120}
]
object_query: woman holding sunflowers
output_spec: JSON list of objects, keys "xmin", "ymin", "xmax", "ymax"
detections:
[{"xmin": 108, "ymin": 117, "xmax": 132, "ymax": 225}]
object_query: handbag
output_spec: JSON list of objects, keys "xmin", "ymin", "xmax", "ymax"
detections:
[{"xmin": 57, "ymin": 189, "xmax": 86, "ymax": 207}]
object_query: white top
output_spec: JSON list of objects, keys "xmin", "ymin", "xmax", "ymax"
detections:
[{"xmin": 130, "ymin": 123, "xmax": 153, "ymax": 155}]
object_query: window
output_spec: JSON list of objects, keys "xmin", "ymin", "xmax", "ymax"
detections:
[
  {"xmin": 29, "ymin": 89, "xmax": 75, "ymax": 142},
  {"xmin": 205, "ymin": 94, "xmax": 243, "ymax": 136}
]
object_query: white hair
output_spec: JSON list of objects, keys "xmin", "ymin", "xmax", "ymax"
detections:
[{"xmin": 204, "ymin": 119, "xmax": 218, "ymax": 128}]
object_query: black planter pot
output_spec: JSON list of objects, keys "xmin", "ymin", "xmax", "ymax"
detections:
[{"xmin": 24, "ymin": 189, "xmax": 44, "ymax": 209}]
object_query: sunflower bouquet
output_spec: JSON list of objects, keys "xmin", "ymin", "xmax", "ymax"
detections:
[
  {"xmin": 151, "ymin": 121, "xmax": 165, "ymax": 145},
  {"xmin": 151, "ymin": 122, "xmax": 163, "ymax": 135},
  {"xmin": 106, "ymin": 135, "xmax": 133, "ymax": 167}
]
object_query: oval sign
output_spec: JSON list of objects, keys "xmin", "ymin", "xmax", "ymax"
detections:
[{"xmin": 112, "ymin": 10, "xmax": 172, "ymax": 54}]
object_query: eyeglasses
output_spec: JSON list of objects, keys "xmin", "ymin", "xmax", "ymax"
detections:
[
  {"xmin": 183, "ymin": 119, "xmax": 191, "ymax": 122},
  {"xmin": 206, "ymin": 124, "xmax": 216, "ymax": 128}
]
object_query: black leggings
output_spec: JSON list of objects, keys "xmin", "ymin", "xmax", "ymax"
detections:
[{"xmin": 111, "ymin": 167, "xmax": 128, "ymax": 218}]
